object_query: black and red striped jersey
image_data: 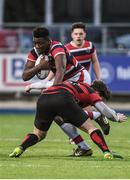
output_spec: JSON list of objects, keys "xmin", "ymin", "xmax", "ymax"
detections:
[
  {"xmin": 27, "ymin": 40, "xmax": 84, "ymax": 81},
  {"xmin": 65, "ymin": 40, "xmax": 95, "ymax": 71},
  {"xmin": 42, "ymin": 81, "xmax": 102, "ymax": 107}
]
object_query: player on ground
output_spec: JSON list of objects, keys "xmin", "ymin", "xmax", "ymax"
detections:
[{"xmin": 9, "ymin": 81, "xmax": 127, "ymax": 159}]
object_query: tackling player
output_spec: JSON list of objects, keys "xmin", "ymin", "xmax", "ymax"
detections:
[{"xmin": 9, "ymin": 81, "xmax": 127, "ymax": 159}]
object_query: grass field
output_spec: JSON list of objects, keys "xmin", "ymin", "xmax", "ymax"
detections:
[{"xmin": 0, "ymin": 114, "xmax": 130, "ymax": 179}]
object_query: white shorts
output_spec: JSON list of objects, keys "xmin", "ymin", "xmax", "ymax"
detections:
[{"xmin": 67, "ymin": 69, "xmax": 91, "ymax": 85}]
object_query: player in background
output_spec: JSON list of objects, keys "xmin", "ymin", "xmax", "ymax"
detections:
[
  {"xmin": 22, "ymin": 26, "xmax": 95, "ymax": 156},
  {"xmin": 65, "ymin": 22, "xmax": 100, "ymax": 81},
  {"xmin": 9, "ymin": 81, "xmax": 127, "ymax": 159}
]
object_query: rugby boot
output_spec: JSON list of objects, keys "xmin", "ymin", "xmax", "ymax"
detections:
[
  {"xmin": 70, "ymin": 146, "xmax": 93, "ymax": 157},
  {"xmin": 104, "ymin": 151, "xmax": 113, "ymax": 159},
  {"xmin": 9, "ymin": 146, "xmax": 24, "ymax": 158},
  {"xmin": 111, "ymin": 151, "xmax": 123, "ymax": 159}
]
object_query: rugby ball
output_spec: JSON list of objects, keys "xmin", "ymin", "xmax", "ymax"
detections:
[{"xmin": 35, "ymin": 55, "xmax": 49, "ymax": 80}]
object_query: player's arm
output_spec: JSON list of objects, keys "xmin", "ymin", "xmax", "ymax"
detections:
[
  {"xmin": 94, "ymin": 101, "xmax": 127, "ymax": 122},
  {"xmin": 91, "ymin": 51, "xmax": 101, "ymax": 81},
  {"xmin": 22, "ymin": 58, "xmax": 50, "ymax": 81},
  {"xmin": 25, "ymin": 78, "xmax": 54, "ymax": 93},
  {"xmin": 53, "ymin": 54, "xmax": 66, "ymax": 85},
  {"xmin": 24, "ymin": 70, "xmax": 54, "ymax": 93}
]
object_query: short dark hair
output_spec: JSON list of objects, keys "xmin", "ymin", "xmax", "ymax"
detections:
[
  {"xmin": 71, "ymin": 22, "xmax": 86, "ymax": 32},
  {"xmin": 91, "ymin": 80, "xmax": 111, "ymax": 101},
  {"xmin": 33, "ymin": 27, "xmax": 49, "ymax": 38}
]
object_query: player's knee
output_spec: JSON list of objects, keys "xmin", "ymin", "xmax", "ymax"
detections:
[
  {"xmin": 54, "ymin": 116, "xmax": 64, "ymax": 126},
  {"xmin": 88, "ymin": 127, "xmax": 98, "ymax": 135},
  {"xmin": 33, "ymin": 127, "xmax": 47, "ymax": 141},
  {"xmin": 35, "ymin": 132, "xmax": 47, "ymax": 141},
  {"xmin": 80, "ymin": 118, "xmax": 97, "ymax": 134},
  {"xmin": 39, "ymin": 133, "xmax": 47, "ymax": 141}
]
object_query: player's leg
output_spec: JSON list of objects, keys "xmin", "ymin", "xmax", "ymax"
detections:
[
  {"xmin": 79, "ymin": 118, "xmax": 113, "ymax": 159},
  {"xmin": 9, "ymin": 94, "xmax": 53, "ymax": 158},
  {"xmin": 66, "ymin": 109, "xmax": 112, "ymax": 159},
  {"xmin": 54, "ymin": 110, "xmax": 105, "ymax": 156},
  {"xmin": 80, "ymin": 118, "xmax": 123, "ymax": 159},
  {"xmin": 64, "ymin": 100, "xmax": 122, "ymax": 159},
  {"xmin": 54, "ymin": 117, "xmax": 93, "ymax": 156},
  {"xmin": 9, "ymin": 127, "xmax": 47, "ymax": 157}
]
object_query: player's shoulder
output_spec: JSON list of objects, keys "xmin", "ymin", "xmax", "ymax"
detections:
[
  {"xmin": 51, "ymin": 40, "xmax": 63, "ymax": 46},
  {"xmin": 84, "ymin": 40, "xmax": 93, "ymax": 46},
  {"xmin": 65, "ymin": 42, "xmax": 76, "ymax": 51},
  {"xmin": 84, "ymin": 40, "xmax": 95, "ymax": 50},
  {"xmin": 50, "ymin": 40, "xmax": 66, "ymax": 57},
  {"xmin": 65, "ymin": 42, "xmax": 71, "ymax": 47}
]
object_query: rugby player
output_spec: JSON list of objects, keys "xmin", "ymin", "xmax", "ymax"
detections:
[
  {"xmin": 22, "ymin": 26, "xmax": 93, "ymax": 156},
  {"xmin": 65, "ymin": 22, "xmax": 100, "ymax": 81},
  {"xmin": 9, "ymin": 81, "xmax": 127, "ymax": 159}
]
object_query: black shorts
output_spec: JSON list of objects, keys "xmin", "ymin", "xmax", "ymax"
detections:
[{"xmin": 34, "ymin": 91, "xmax": 88, "ymax": 131}]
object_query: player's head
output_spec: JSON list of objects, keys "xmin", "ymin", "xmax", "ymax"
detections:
[
  {"xmin": 71, "ymin": 22, "xmax": 86, "ymax": 46},
  {"xmin": 91, "ymin": 80, "xmax": 111, "ymax": 101},
  {"xmin": 33, "ymin": 27, "xmax": 51, "ymax": 54}
]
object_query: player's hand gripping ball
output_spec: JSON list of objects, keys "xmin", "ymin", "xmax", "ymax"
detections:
[{"xmin": 35, "ymin": 55, "xmax": 49, "ymax": 80}]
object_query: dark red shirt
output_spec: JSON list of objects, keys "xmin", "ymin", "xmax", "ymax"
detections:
[{"xmin": 43, "ymin": 81, "xmax": 102, "ymax": 107}]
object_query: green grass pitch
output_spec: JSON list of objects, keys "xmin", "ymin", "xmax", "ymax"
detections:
[{"xmin": 0, "ymin": 114, "xmax": 130, "ymax": 179}]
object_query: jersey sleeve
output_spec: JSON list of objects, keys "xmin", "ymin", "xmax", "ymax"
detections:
[
  {"xmin": 89, "ymin": 92, "xmax": 102, "ymax": 105},
  {"xmin": 51, "ymin": 45, "xmax": 65, "ymax": 59}
]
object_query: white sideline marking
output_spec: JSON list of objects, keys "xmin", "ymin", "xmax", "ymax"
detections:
[
  {"xmin": 0, "ymin": 138, "xmax": 68, "ymax": 142},
  {"xmin": 0, "ymin": 164, "xmax": 50, "ymax": 168},
  {"xmin": 0, "ymin": 179, "xmax": 129, "ymax": 180},
  {"xmin": 0, "ymin": 138, "xmax": 130, "ymax": 143},
  {"xmin": 0, "ymin": 164, "xmax": 130, "ymax": 168}
]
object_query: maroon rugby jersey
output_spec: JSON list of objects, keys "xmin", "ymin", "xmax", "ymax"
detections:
[
  {"xmin": 27, "ymin": 40, "xmax": 84, "ymax": 80},
  {"xmin": 43, "ymin": 81, "xmax": 102, "ymax": 107},
  {"xmin": 65, "ymin": 40, "xmax": 95, "ymax": 71}
]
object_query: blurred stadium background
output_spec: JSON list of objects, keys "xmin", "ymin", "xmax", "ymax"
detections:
[
  {"xmin": 0, "ymin": 0, "xmax": 130, "ymax": 113},
  {"xmin": 0, "ymin": 1, "xmax": 130, "ymax": 179}
]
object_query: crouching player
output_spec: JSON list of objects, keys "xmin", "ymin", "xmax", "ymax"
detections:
[{"xmin": 9, "ymin": 81, "xmax": 127, "ymax": 159}]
